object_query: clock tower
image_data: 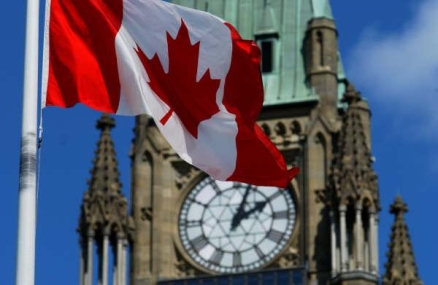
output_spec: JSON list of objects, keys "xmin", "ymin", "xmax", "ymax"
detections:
[
  {"xmin": 126, "ymin": 0, "xmax": 380, "ymax": 284},
  {"xmin": 78, "ymin": 1, "xmax": 384, "ymax": 285}
]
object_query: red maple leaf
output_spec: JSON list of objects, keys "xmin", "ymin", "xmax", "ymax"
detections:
[{"xmin": 135, "ymin": 20, "xmax": 221, "ymax": 139}]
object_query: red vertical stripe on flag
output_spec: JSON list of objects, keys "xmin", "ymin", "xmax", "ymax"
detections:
[
  {"xmin": 223, "ymin": 23, "xmax": 298, "ymax": 187},
  {"xmin": 46, "ymin": 0, "xmax": 123, "ymax": 113}
]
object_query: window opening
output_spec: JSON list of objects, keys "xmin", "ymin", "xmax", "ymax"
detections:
[{"xmin": 261, "ymin": 40, "xmax": 273, "ymax": 73}]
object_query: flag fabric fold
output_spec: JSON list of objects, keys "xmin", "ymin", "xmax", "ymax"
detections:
[{"xmin": 42, "ymin": 0, "xmax": 299, "ymax": 187}]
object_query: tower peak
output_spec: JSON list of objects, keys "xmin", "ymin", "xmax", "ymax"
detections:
[
  {"xmin": 88, "ymin": 113, "xmax": 121, "ymax": 195},
  {"xmin": 78, "ymin": 113, "xmax": 129, "ymax": 238},
  {"xmin": 383, "ymin": 195, "xmax": 423, "ymax": 285},
  {"xmin": 96, "ymin": 113, "xmax": 115, "ymax": 131},
  {"xmin": 342, "ymin": 83, "xmax": 362, "ymax": 105},
  {"xmin": 390, "ymin": 195, "xmax": 408, "ymax": 215}
]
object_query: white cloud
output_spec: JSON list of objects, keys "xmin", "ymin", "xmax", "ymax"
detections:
[{"xmin": 347, "ymin": 0, "xmax": 438, "ymax": 139}]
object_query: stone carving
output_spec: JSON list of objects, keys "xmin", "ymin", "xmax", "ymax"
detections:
[
  {"xmin": 140, "ymin": 207, "xmax": 153, "ymax": 221},
  {"xmin": 175, "ymin": 259, "xmax": 196, "ymax": 278},
  {"xmin": 258, "ymin": 118, "xmax": 304, "ymax": 149},
  {"xmin": 276, "ymin": 247, "xmax": 300, "ymax": 268},
  {"xmin": 174, "ymin": 248, "xmax": 198, "ymax": 277},
  {"xmin": 173, "ymin": 160, "xmax": 200, "ymax": 190},
  {"xmin": 315, "ymin": 188, "xmax": 330, "ymax": 204}
]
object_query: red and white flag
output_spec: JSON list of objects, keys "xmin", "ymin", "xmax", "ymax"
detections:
[{"xmin": 42, "ymin": 0, "xmax": 299, "ymax": 187}]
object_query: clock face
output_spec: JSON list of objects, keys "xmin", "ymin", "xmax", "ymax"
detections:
[{"xmin": 178, "ymin": 176, "xmax": 296, "ymax": 273}]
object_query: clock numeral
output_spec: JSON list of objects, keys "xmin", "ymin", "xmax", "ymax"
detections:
[
  {"xmin": 185, "ymin": 220, "xmax": 202, "ymax": 228},
  {"xmin": 209, "ymin": 249, "xmax": 224, "ymax": 265},
  {"xmin": 232, "ymin": 252, "xmax": 242, "ymax": 267},
  {"xmin": 266, "ymin": 229, "xmax": 284, "ymax": 243},
  {"xmin": 273, "ymin": 210, "xmax": 289, "ymax": 219},
  {"xmin": 255, "ymin": 246, "xmax": 265, "ymax": 259},
  {"xmin": 210, "ymin": 180, "xmax": 222, "ymax": 193},
  {"xmin": 188, "ymin": 198, "xmax": 206, "ymax": 206},
  {"xmin": 268, "ymin": 191, "xmax": 282, "ymax": 201},
  {"xmin": 191, "ymin": 235, "xmax": 209, "ymax": 252},
  {"xmin": 233, "ymin": 182, "xmax": 242, "ymax": 188}
]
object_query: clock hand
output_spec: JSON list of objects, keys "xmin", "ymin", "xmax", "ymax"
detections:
[
  {"xmin": 240, "ymin": 201, "xmax": 267, "ymax": 220},
  {"xmin": 230, "ymin": 185, "xmax": 252, "ymax": 231}
]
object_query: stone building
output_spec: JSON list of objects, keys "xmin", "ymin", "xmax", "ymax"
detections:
[{"xmin": 76, "ymin": 1, "xmax": 423, "ymax": 285}]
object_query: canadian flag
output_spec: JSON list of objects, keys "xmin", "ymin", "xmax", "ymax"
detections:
[{"xmin": 42, "ymin": 0, "xmax": 299, "ymax": 187}]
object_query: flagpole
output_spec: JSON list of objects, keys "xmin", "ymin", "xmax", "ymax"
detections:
[{"xmin": 16, "ymin": 0, "xmax": 40, "ymax": 282}]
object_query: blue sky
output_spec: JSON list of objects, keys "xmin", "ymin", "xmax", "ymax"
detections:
[{"xmin": 0, "ymin": 0, "xmax": 435, "ymax": 284}]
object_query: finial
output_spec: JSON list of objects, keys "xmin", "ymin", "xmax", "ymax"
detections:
[
  {"xmin": 390, "ymin": 195, "xmax": 408, "ymax": 215},
  {"xmin": 96, "ymin": 113, "xmax": 115, "ymax": 131},
  {"xmin": 342, "ymin": 83, "xmax": 361, "ymax": 105},
  {"xmin": 383, "ymin": 194, "xmax": 423, "ymax": 285}
]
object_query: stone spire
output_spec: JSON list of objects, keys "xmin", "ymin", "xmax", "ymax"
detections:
[
  {"xmin": 383, "ymin": 195, "xmax": 423, "ymax": 285},
  {"xmin": 331, "ymin": 83, "xmax": 378, "ymax": 206},
  {"xmin": 78, "ymin": 114, "xmax": 132, "ymax": 285},
  {"xmin": 78, "ymin": 113, "xmax": 129, "ymax": 238},
  {"xmin": 328, "ymin": 84, "xmax": 380, "ymax": 281}
]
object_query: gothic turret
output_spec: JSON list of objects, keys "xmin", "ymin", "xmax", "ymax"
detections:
[
  {"xmin": 329, "ymin": 84, "xmax": 379, "ymax": 284},
  {"xmin": 331, "ymin": 84, "xmax": 378, "ymax": 205},
  {"xmin": 78, "ymin": 114, "xmax": 131, "ymax": 285},
  {"xmin": 304, "ymin": 0, "xmax": 339, "ymax": 119},
  {"xmin": 383, "ymin": 196, "xmax": 423, "ymax": 285}
]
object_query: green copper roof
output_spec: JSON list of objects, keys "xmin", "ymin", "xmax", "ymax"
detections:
[
  {"xmin": 171, "ymin": 0, "xmax": 345, "ymax": 106},
  {"xmin": 311, "ymin": 0, "xmax": 333, "ymax": 19}
]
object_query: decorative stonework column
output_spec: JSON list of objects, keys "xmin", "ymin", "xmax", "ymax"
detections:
[
  {"xmin": 117, "ymin": 233, "xmax": 124, "ymax": 285},
  {"xmin": 374, "ymin": 213, "xmax": 379, "ymax": 276},
  {"xmin": 355, "ymin": 205, "xmax": 363, "ymax": 270},
  {"xmin": 339, "ymin": 204, "xmax": 348, "ymax": 272},
  {"xmin": 102, "ymin": 233, "xmax": 109, "ymax": 285},
  {"xmin": 122, "ymin": 239, "xmax": 128, "ymax": 285},
  {"xmin": 364, "ymin": 232, "xmax": 370, "ymax": 272},
  {"xmin": 86, "ymin": 230, "xmax": 94, "ymax": 285},
  {"xmin": 336, "ymin": 246, "xmax": 341, "ymax": 275},
  {"xmin": 330, "ymin": 210, "xmax": 337, "ymax": 276},
  {"xmin": 369, "ymin": 207, "xmax": 377, "ymax": 274}
]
